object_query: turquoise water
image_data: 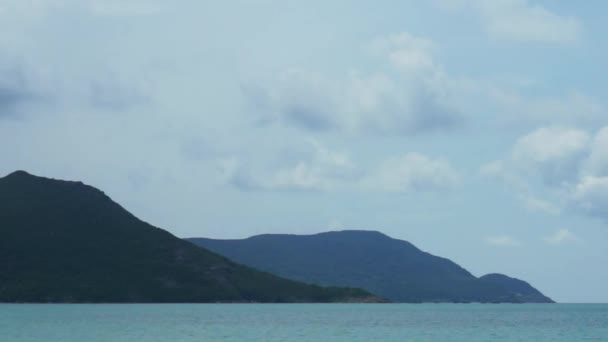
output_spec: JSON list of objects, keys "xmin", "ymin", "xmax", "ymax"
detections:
[{"xmin": 1, "ymin": 304, "xmax": 607, "ymax": 341}]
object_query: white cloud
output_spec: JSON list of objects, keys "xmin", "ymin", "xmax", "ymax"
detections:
[
  {"xmin": 370, "ymin": 32, "xmax": 437, "ymax": 73},
  {"xmin": 480, "ymin": 160, "xmax": 505, "ymax": 178},
  {"xmin": 480, "ymin": 159, "xmax": 529, "ymax": 192},
  {"xmin": 226, "ymin": 143, "xmax": 460, "ymax": 194},
  {"xmin": 522, "ymin": 195, "xmax": 559, "ymax": 215},
  {"xmin": 248, "ymin": 29, "xmax": 601, "ymax": 137},
  {"xmin": 364, "ymin": 153, "xmax": 461, "ymax": 192},
  {"xmin": 245, "ymin": 32, "xmax": 462, "ymax": 136},
  {"xmin": 227, "ymin": 140, "xmax": 356, "ymax": 192},
  {"xmin": 566, "ymin": 128, "xmax": 608, "ymax": 221},
  {"xmin": 584, "ymin": 127, "xmax": 608, "ymax": 177},
  {"xmin": 543, "ymin": 228, "xmax": 582, "ymax": 245},
  {"xmin": 249, "ymin": 69, "xmax": 339, "ymax": 131},
  {"xmin": 481, "ymin": 163, "xmax": 561, "ymax": 214},
  {"xmin": 570, "ymin": 176, "xmax": 608, "ymax": 220},
  {"xmin": 485, "ymin": 126, "xmax": 590, "ymax": 187},
  {"xmin": 512, "ymin": 127, "xmax": 590, "ymax": 165},
  {"xmin": 483, "ymin": 125, "xmax": 608, "ymax": 222},
  {"xmin": 480, "ymin": 126, "xmax": 592, "ymax": 216},
  {"xmin": 513, "ymin": 126, "xmax": 608, "ymax": 221},
  {"xmin": 436, "ymin": 0, "xmax": 582, "ymax": 43},
  {"xmin": 4, "ymin": 55, "xmax": 141, "ymax": 121},
  {"xmin": 489, "ymin": 89, "xmax": 605, "ymax": 126},
  {"xmin": 485, "ymin": 235, "xmax": 522, "ymax": 247},
  {"xmin": 454, "ymin": 76, "xmax": 606, "ymax": 129}
]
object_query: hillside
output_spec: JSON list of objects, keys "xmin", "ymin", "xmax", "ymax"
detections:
[
  {"xmin": 0, "ymin": 171, "xmax": 376, "ymax": 303},
  {"xmin": 188, "ymin": 231, "xmax": 554, "ymax": 303}
]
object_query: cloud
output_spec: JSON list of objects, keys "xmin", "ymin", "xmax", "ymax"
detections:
[
  {"xmin": 483, "ymin": 125, "xmax": 608, "ymax": 222},
  {"xmin": 0, "ymin": 51, "xmax": 150, "ymax": 118},
  {"xmin": 225, "ymin": 142, "xmax": 460, "ymax": 193},
  {"xmin": 436, "ymin": 0, "xmax": 582, "ymax": 43},
  {"xmin": 370, "ymin": 32, "xmax": 436, "ymax": 73},
  {"xmin": 584, "ymin": 127, "xmax": 608, "ymax": 177},
  {"xmin": 481, "ymin": 169, "xmax": 561, "ymax": 214},
  {"xmin": 543, "ymin": 228, "xmax": 582, "ymax": 245},
  {"xmin": 480, "ymin": 126, "xmax": 591, "ymax": 216},
  {"xmin": 0, "ymin": 3, "xmax": 155, "ymax": 117},
  {"xmin": 567, "ymin": 129, "xmax": 608, "ymax": 221},
  {"xmin": 480, "ymin": 160, "xmax": 508, "ymax": 180},
  {"xmin": 515, "ymin": 126, "xmax": 608, "ymax": 222},
  {"xmin": 483, "ymin": 127, "xmax": 590, "ymax": 187},
  {"xmin": 181, "ymin": 137, "xmax": 217, "ymax": 161},
  {"xmin": 87, "ymin": 77, "xmax": 150, "ymax": 111},
  {"xmin": 487, "ymin": 88, "xmax": 605, "ymax": 127},
  {"xmin": 521, "ymin": 195, "xmax": 559, "ymax": 215},
  {"xmin": 511, "ymin": 126, "xmax": 590, "ymax": 185},
  {"xmin": 244, "ymin": 32, "xmax": 463, "ymax": 136},
  {"xmin": 512, "ymin": 127, "xmax": 589, "ymax": 164},
  {"xmin": 0, "ymin": 63, "xmax": 46, "ymax": 118},
  {"xmin": 247, "ymin": 29, "xmax": 600, "ymax": 137},
  {"xmin": 362, "ymin": 153, "xmax": 461, "ymax": 192},
  {"xmin": 225, "ymin": 140, "xmax": 357, "ymax": 192},
  {"xmin": 570, "ymin": 176, "xmax": 608, "ymax": 220},
  {"xmin": 246, "ymin": 69, "xmax": 339, "ymax": 131},
  {"xmin": 0, "ymin": 79, "xmax": 32, "ymax": 117},
  {"xmin": 485, "ymin": 235, "xmax": 522, "ymax": 247}
]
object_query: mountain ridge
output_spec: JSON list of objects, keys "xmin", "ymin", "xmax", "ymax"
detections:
[
  {"xmin": 0, "ymin": 171, "xmax": 377, "ymax": 303},
  {"xmin": 188, "ymin": 231, "xmax": 554, "ymax": 303}
]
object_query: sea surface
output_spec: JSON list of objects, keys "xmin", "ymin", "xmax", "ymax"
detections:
[{"xmin": 1, "ymin": 303, "xmax": 607, "ymax": 341}]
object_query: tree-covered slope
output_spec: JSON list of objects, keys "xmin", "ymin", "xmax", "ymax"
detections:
[
  {"xmin": 478, "ymin": 273, "xmax": 552, "ymax": 303},
  {"xmin": 0, "ymin": 171, "xmax": 376, "ymax": 303},
  {"xmin": 188, "ymin": 231, "xmax": 553, "ymax": 303}
]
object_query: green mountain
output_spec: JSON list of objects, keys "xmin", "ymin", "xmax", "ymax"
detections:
[
  {"xmin": 0, "ymin": 171, "xmax": 376, "ymax": 303},
  {"xmin": 188, "ymin": 231, "xmax": 554, "ymax": 303}
]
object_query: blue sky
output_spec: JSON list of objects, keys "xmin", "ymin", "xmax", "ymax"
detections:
[{"xmin": 1, "ymin": 0, "xmax": 607, "ymax": 303}]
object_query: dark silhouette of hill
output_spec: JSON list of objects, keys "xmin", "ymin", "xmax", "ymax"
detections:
[
  {"xmin": 0, "ymin": 171, "xmax": 376, "ymax": 303},
  {"xmin": 188, "ymin": 231, "xmax": 553, "ymax": 303}
]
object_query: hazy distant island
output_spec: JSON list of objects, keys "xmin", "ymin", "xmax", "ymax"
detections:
[
  {"xmin": 188, "ymin": 232, "xmax": 553, "ymax": 303},
  {"xmin": 0, "ymin": 171, "xmax": 552, "ymax": 303},
  {"xmin": 0, "ymin": 171, "xmax": 377, "ymax": 303}
]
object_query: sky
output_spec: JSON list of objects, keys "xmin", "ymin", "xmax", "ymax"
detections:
[{"xmin": 1, "ymin": 0, "xmax": 607, "ymax": 303}]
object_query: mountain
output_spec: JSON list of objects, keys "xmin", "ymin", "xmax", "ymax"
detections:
[
  {"xmin": 478, "ymin": 273, "xmax": 551, "ymax": 303},
  {"xmin": 188, "ymin": 231, "xmax": 554, "ymax": 303},
  {"xmin": 0, "ymin": 171, "xmax": 377, "ymax": 303}
]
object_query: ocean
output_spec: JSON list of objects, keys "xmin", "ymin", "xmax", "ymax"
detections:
[{"xmin": 1, "ymin": 304, "xmax": 606, "ymax": 341}]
